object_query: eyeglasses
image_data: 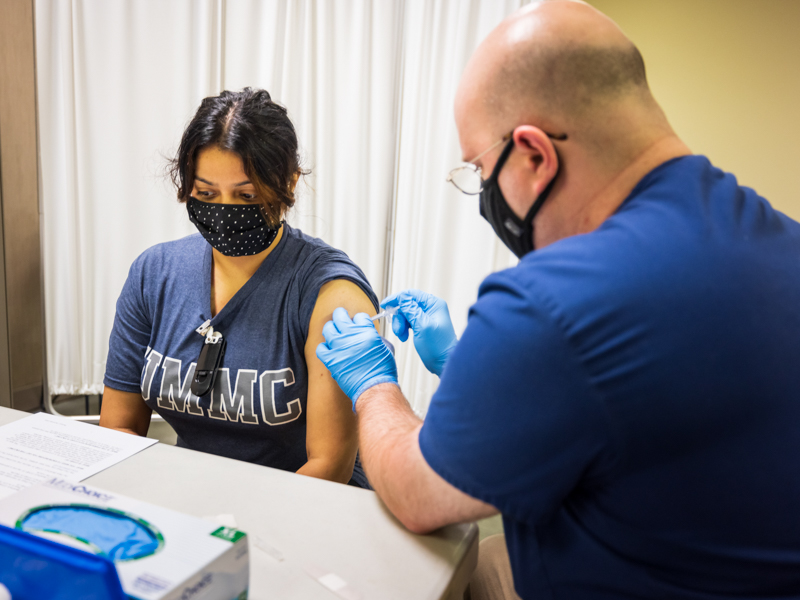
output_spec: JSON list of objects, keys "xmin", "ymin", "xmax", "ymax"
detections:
[{"xmin": 446, "ymin": 129, "xmax": 567, "ymax": 195}]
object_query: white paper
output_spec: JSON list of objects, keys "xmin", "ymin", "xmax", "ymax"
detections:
[{"xmin": 0, "ymin": 413, "xmax": 157, "ymax": 499}]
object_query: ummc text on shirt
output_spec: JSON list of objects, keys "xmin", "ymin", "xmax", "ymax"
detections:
[{"xmin": 140, "ymin": 347, "xmax": 302, "ymax": 426}]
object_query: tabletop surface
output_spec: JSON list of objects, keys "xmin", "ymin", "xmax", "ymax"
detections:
[{"xmin": 0, "ymin": 406, "xmax": 477, "ymax": 600}]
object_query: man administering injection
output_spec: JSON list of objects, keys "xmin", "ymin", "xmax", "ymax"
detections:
[{"xmin": 316, "ymin": 2, "xmax": 800, "ymax": 599}]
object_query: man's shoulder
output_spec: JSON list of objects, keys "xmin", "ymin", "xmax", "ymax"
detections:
[
  {"xmin": 483, "ymin": 151, "xmax": 800, "ymax": 344},
  {"xmin": 477, "ymin": 196, "xmax": 695, "ymax": 335},
  {"xmin": 494, "ymin": 154, "xmax": 775, "ymax": 304},
  {"xmin": 485, "ymin": 226, "xmax": 654, "ymax": 313}
]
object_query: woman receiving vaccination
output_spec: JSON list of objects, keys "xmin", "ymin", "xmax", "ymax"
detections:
[{"xmin": 99, "ymin": 88, "xmax": 376, "ymax": 487}]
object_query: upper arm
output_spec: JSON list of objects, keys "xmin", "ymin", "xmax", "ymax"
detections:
[
  {"xmin": 102, "ymin": 256, "xmax": 155, "ymax": 437},
  {"xmin": 99, "ymin": 387, "xmax": 152, "ymax": 437},
  {"xmin": 104, "ymin": 256, "xmax": 152, "ymax": 394},
  {"xmin": 303, "ymin": 279, "xmax": 378, "ymax": 476}
]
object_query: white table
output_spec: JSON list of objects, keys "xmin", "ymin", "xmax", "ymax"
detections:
[{"xmin": 0, "ymin": 407, "xmax": 477, "ymax": 599}]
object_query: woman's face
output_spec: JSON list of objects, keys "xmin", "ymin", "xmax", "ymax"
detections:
[{"xmin": 191, "ymin": 145, "xmax": 260, "ymax": 205}]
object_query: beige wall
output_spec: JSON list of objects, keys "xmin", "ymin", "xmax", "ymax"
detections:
[
  {"xmin": 587, "ymin": 0, "xmax": 800, "ymax": 220},
  {"xmin": 0, "ymin": 0, "xmax": 44, "ymax": 411}
]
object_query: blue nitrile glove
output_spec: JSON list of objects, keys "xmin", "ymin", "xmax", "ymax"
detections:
[
  {"xmin": 316, "ymin": 307, "xmax": 398, "ymax": 410},
  {"xmin": 381, "ymin": 289, "xmax": 458, "ymax": 377}
]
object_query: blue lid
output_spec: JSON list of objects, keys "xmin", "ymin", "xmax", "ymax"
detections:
[{"xmin": 0, "ymin": 522, "xmax": 126, "ymax": 600}]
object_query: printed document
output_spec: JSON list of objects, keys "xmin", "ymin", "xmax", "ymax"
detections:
[{"xmin": 0, "ymin": 412, "xmax": 157, "ymax": 499}]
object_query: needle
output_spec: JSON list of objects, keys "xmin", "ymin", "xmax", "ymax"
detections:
[{"xmin": 370, "ymin": 306, "xmax": 398, "ymax": 322}]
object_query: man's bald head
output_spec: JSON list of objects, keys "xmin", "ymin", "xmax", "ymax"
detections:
[
  {"xmin": 456, "ymin": 0, "xmax": 666, "ymax": 154},
  {"xmin": 453, "ymin": 0, "xmax": 689, "ymax": 250}
]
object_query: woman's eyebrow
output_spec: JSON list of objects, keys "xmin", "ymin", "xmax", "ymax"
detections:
[{"xmin": 194, "ymin": 177, "xmax": 251, "ymax": 186}]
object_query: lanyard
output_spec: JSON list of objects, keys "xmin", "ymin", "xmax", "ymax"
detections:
[{"xmin": 191, "ymin": 320, "xmax": 227, "ymax": 397}]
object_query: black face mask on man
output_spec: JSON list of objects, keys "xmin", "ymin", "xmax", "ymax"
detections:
[
  {"xmin": 187, "ymin": 196, "xmax": 281, "ymax": 257},
  {"xmin": 479, "ymin": 138, "xmax": 560, "ymax": 259}
]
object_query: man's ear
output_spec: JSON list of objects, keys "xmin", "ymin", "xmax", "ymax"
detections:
[{"xmin": 512, "ymin": 126, "xmax": 559, "ymax": 196}]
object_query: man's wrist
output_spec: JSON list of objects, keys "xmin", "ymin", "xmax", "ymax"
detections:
[{"xmin": 355, "ymin": 381, "xmax": 401, "ymax": 412}]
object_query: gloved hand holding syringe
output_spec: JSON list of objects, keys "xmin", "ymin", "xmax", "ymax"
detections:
[
  {"xmin": 378, "ymin": 290, "xmax": 458, "ymax": 377},
  {"xmin": 317, "ymin": 290, "xmax": 459, "ymax": 409}
]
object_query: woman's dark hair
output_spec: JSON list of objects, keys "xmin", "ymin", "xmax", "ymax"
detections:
[{"xmin": 169, "ymin": 87, "xmax": 305, "ymax": 227}]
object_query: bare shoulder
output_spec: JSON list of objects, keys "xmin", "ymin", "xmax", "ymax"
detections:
[
  {"xmin": 305, "ymin": 280, "xmax": 377, "ymax": 349},
  {"xmin": 314, "ymin": 280, "xmax": 377, "ymax": 319}
]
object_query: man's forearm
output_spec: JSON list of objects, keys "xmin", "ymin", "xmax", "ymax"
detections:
[
  {"xmin": 357, "ymin": 384, "xmax": 423, "ymax": 524},
  {"xmin": 357, "ymin": 383, "xmax": 497, "ymax": 533}
]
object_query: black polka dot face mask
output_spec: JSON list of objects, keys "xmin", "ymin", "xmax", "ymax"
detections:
[{"xmin": 187, "ymin": 196, "xmax": 281, "ymax": 257}]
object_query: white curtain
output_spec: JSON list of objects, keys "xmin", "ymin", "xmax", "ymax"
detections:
[
  {"xmin": 387, "ymin": 0, "xmax": 527, "ymax": 412},
  {"xmin": 36, "ymin": 0, "xmax": 529, "ymax": 413}
]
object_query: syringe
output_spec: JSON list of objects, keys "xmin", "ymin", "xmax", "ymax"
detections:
[
  {"xmin": 371, "ymin": 304, "xmax": 398, "ymax": 355},
  {"xmin": 370, "ymin": 305, "xmax": 398, "ymax": 322}
]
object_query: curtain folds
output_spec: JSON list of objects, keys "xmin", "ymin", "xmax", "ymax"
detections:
[{"xmin": 35, "ymin": 0, "xmax": 529, "ymax": 412}]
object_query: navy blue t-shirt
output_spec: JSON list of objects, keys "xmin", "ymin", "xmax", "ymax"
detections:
[
  {"xmin": 105, "ymin": 224, "xmax": 377, "ymax": 487},
  {"xmin": 419, "ymin": 156, "xmax": 800, "ymax": 599}
]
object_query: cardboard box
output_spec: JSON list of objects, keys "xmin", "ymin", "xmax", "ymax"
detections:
[{"xmin": 0, "ymin": 478, "xmax": 248, "ymax": 600}]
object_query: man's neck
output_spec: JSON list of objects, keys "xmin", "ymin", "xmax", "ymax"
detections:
[{"xmin": 536, "ymin": 134, "xmax": 691, "ymax": 248}]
